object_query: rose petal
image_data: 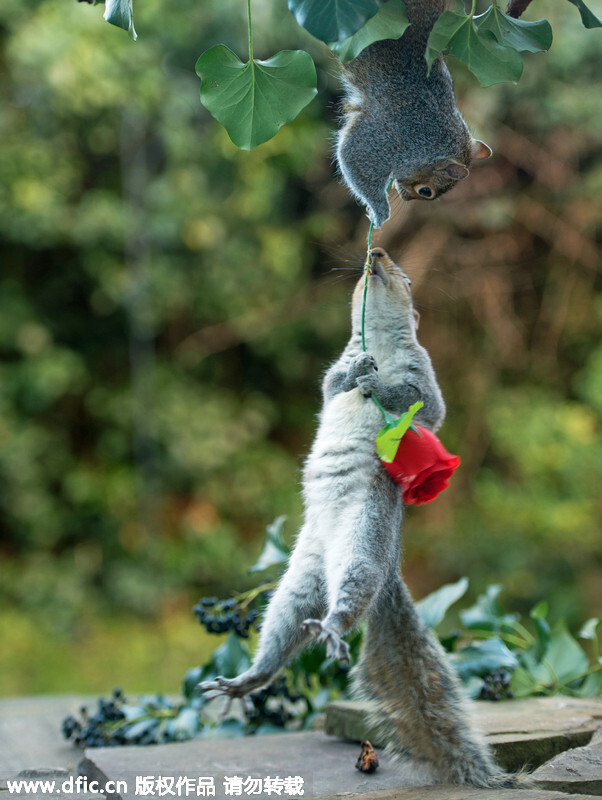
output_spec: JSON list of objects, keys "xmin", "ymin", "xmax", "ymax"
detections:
[{"xmin": 381, "ymin": 426, "xmax": 461, "ymax": 505}]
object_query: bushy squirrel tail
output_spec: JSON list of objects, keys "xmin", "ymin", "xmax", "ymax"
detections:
[{"xmin": 352, "ymin": 575, "xmax": 517, "ymax": 788}]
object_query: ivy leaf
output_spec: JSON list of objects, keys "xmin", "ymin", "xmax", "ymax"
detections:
[
  {"xmin": 249, "ymin": 515, "xmax": 290, "ymax": 573},
  {"xmin": 566, "ymin": 0, "xmax": 602, "ymax": 28},
  {"xmin": 510, "ymin": 665, "xmax": 540, "ymax": 698},
  {"xmin": 578, "ymin": 617, "xmax": 601, "ymax": 640},
  {"xmin": 103, "ymin": 0, "xmax": 137, "ymax": 40},
  {"xmin": 475, "ymin": 5, "xmax": 552, "ymax": 53},
  {"xmin": 530, "ymin": 623, "xmax": 590, "ymax": 688},
  {"xmin": 426, "ymin": 10, "xmax": 523, "ymax": 86},
  {"xmin": 332, "ymin": 0, "xmax": 410, "ymax": 63},
  {"xmin": 212, "ymin": 630, "xmax": 252, "ymax": 678},
  {"xmin": 375, "ymin": 400, "xmax": 423, "ymax": 463},
  {"xmin": 460, "ymin": 584, "xmax": 520, "ymax": 633},
  {"xmin": 451, "ymin": 637, "xmax": 518, "ymax": 682},
  {"xmin": 196, "ymin": 46, "xmax": 317, "ymax": 151},
  {"xmin": 530, "ymin": 601, "xmax": 551, "ymax": 660},
  {"xmin": 415, "ymin": 576, "xmax": 469, "ymax": 629},
  {"xmin": 288, "ymin": 0, "xmax": 381, "ymax": 44},
  {"xmin": 574, "ymin": 670, "xmax": 602, "ymax": 697}
]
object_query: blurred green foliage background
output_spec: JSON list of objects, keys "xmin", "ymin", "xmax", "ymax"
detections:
[{"xmin": 0, "ymin": 0, "xmax": 600, "ymax": 696}]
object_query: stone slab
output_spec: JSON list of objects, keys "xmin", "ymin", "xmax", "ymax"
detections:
[
  {"xmin": 0, "ymin": 696, "xmax": 96, "ymax": 782},
  {"xmin": 326, "ymin": 697, "xmax": 602, "ymax": 771},
  {"xmin": 533, "ymin": 726, "xmax": 602, "ymax": 795},
  {"xmin": 80, "ymin": 729, "xmax": 601, "ymax": 800},
  {"xmin": 318, "ymin": 789, "xmax": 600, "ymax": 800}
]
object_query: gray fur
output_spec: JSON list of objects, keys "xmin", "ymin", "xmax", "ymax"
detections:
[
  {"xmin": 336, "ymin": 0, "xmax": 484, "ymax": 228},
  {"xmin": 199, "ymin": 250, "xmax": 513, "ymax": 788}
]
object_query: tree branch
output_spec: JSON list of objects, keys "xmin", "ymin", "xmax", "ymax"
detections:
[{"xmin": 505, "ymin": 0, "xmax": 535, "ymax": 19}]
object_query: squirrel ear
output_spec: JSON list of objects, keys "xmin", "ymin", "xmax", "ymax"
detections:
[
  {"xmin": 471, "ymin": 139, "xmax": 493, "ymax": 160},
  {"xmin": 439, "ymin": 162, "xmax": 469, "ymax": 180}
]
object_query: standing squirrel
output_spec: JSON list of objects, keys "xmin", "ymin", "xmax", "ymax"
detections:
[
  {"xmin": 201, "ymin": 249, "xmax": 514, "ymax": 789},
  {"xmin": 336, "ymin": 0, "xmax": 492, "ymax": 228}
]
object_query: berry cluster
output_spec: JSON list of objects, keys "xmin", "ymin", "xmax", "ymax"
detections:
[
  {"xmin": 479, "ymin": 668, "xmax": 514, "ymax": 701},
  {"xmin": 61, "ymin": 689, "xmax": 187, "ymax": 747},
  {"xmin": 193, "ymin": 596, "xmax": 260, "ymax": 638},
  {"xmin": 62, "ymin": 689, "xmax": 128, "ymax": 747},
  {"xmin": 246, "ymin": 675, "xmax": 307, "ymax": 731}
]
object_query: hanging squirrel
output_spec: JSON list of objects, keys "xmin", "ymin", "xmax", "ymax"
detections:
[
  {"xmin": 336, "ymin": 0, "xmax": 492, "ymax": 228},
  {"xmin": 200, "ymin": 249, "xmax": 515, "ymax": 789}
]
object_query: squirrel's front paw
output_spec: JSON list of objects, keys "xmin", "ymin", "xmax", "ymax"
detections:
[
  {"xmin": 356, "ymin": 372, "xmax": 380, "ymax": 398},
  {"xmin": 352, "ymin": 352, "xmax": 377, "ymax": 374},
  {"xmin": 302, "ymin": 619, "xmax": 350, "ymax": 664}
]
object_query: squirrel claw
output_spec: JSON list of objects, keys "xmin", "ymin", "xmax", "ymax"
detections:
[
  {"xmin": 197, "ymin": 673, "xmax": 265, "ymax": 700},
  {"xmin": 356, "ymin": 373, "xmax": 379, "ymax": 398},
  {"xmin": 302, "ymin": 619, "xmax": 350, "ymax": 664}
]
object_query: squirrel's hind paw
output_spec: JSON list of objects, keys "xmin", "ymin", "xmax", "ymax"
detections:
[
  {"xmin": 198, "ymin": 672, "xmax": 267, "ymax": 699},
  {"xmin": 302, "ymin": 619, "xmax": 350, "ymax": 664}
]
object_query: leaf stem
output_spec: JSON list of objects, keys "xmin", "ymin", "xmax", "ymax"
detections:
[
  {"xmin": 236, "ymin": 580, "xmax": 278, "ymax": 609},
  {"xmin": 361, "ymin": 180, "xmax": 395, "ymax": 426},
  {"xmin": 247, "ymin": 0, "xmax": 253, "ymax": 63}
]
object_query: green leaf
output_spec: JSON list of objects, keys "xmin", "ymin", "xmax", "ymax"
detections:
[
  {"xmin": 530, "ymin": 601, "xmax": 551, "ymax": 660},
  {"xmin": 566, "ymin": 0, "xmax": 602, "ymax": 28},
  {"xmin": 574, "ymin": 670, "xmax": 602, "ymax": 697},
  {"xmin": 212, "ymin": 630, "xmax": 252, "ymax": 678},
  {"xmin": 578, "ymin": 617, "xmax": 601, "ymax": 640},
  {"xmin": 249, "ymin": 515, "xmax": 290, "ymax": 573},
  {"xmin": 165, "ymin": 707, "xmax": 200, "ymax": 741},
  {"xmin": 200, "ymin": 719, "xmax": 247, "ymax": 738},
  {"xmin": 196, "ymin": 46, "xmax": 317, "ymax": 151},
  {"xmin": 103, "ymin": 0, "xmax": 137, "ymax": 40},
  {"xmin": 546, "ymin": 624, "xmax": 590, "ymax": 684},
  {"xmin": 475, "ymin": 5, "xmax": 552, "ymax": 53},
  {"xmin": 415, "ymin": 577, "xmax": 469, "ymax": 630},
  {"xmin": 460, "ymin": 584, "xmax": 520, "ymax": 633},
  {"xmin": 510, "ymin": 665, "xmax": 540, "ymax": 698},
  {"xmin": 426, "ymin": 11, "xmax": 523, "ymax": 86},
  {"xmin": 375, "ymin": 400, "xmax": 424, "ymax": 463},
  {"xmin": 182, "ymin": 666, "xmax": 204, "ymax": 700},
  {"xmin": 531, "ymin": 623, "xmax": 590, "ymax": 688},
  {"xmin": 332, "ymin": 0, "xmax": 410, "ymax": 63},
  {"xmin": 288, "ymin": 0, "xmax": 381, "ymax": 44},
  {"xmin": 451, "ymin": 637, "xmax": 518, "ymax": 682}
]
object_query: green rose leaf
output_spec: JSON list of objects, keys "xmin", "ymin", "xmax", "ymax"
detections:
[
  {"xmin": 196, "ymin": 46, "xmax": 317, "ymax": 151},
  {"xmin": 426, "ymin": 10, "xmax": 523, "ymax": 86},
  {"xmin": 475, "ymin": 5, "xmax": 552, "ymax": 53},
  {"xmin": 103, "ymin": 0, "xmax": 137, "ymax": 40},
  {"xmin": 288, "ymin": 0, "xmax": 380, "ymax": 44},
  {"xmin": 566, "ymin": 0, "xmax": 602, "ymax": 28},
  {"xmin": 375, "ymin": 400, "xmax": 423, "ymax": 463},
  {"xmin": 332, "ymin": 0, "xmax": 410, "ymax": 63}
]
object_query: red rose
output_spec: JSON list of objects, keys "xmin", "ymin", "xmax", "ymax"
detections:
[{"xmin": 381, "ymin": 426, "xmax": 461, "ymax": 506}]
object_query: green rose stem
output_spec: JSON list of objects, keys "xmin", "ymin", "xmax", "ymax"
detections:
[{"xmin": 362, "ymin": 181, "xmax": 395, "ymax": 426}]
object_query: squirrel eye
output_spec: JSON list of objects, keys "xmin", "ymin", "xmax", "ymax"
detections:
[
  {"xmin": 415, "ymin": 184, "xmax": 434, "ymax": 198},
  {"xmin": 403, "ymin": 276, "xmax": 412, "ymax": 286}
]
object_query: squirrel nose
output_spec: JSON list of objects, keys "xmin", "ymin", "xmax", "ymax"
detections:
[{"xmin": 370, "ymin": 248, "xmax": 385, "ymax": 259}]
